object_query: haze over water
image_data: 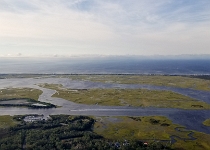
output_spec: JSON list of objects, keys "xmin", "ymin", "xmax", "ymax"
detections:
[{"xmin": 0, "ymin": 57, "xmax": 210, "ymax": 75}]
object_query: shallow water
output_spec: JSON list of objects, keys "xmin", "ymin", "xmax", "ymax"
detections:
[{"xmin": 0, "ymin": 77, "xmax": 210, "ymax": 134}]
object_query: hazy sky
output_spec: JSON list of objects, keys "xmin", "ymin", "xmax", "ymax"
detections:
[{"xmin": 0, "ymin": 0, "xmax": 210, "ymax": 57}]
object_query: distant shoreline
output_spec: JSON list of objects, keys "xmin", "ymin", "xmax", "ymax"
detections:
[{"xmin": 1, "ymin": 73, "xmax": 210, "ymax": 76}]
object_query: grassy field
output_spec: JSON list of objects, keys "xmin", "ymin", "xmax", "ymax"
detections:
[
  {"xmin": 0, "ymin": 115, "xmax": 18, "ymax": 129},
  {"xmin": 0, "ymin": 88, "xmax": 43, "ymax": 101},
  {"xmin": 39, "ymin": 83, "xmax": 210, "ymax": 109},
  {"xmin": 68, "ymin": 75, "xmax": 210, "ymax": 91},
  {"xmin": 93, "ymin": 116, "xmax": 210, "ymax": 150},
  {"xmin": 203, "ymin": 119, "xmax": 210, "ymax": 126}
]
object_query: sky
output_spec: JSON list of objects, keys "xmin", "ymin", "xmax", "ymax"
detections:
[{"xmin": 0, "ymin": 0, "xmax": 210, "ymax": 57}]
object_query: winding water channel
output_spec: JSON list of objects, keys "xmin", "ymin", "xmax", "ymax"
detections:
[{"xmin": 0, "ymin": 77, "xmax": 210, "ymax": 135}]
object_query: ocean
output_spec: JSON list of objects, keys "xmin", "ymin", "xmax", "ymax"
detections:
[{"xmin": 0, "ymin": 57, "xmax": 210, "ymax": 75}]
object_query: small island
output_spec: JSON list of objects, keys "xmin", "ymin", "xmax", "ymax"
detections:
[
  {"xmin": 203, "ymin": 119, "xmax": 210, "ymax": 127},
  {"xmin": 0, "ymin": 88, "xmax": 56, "ymax": 109}
]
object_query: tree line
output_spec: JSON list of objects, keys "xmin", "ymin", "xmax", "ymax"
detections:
[{"xmin": 0, "ymin": 115, "xmax": 173, "ymax": 150}]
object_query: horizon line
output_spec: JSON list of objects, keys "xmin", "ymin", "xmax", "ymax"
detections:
[{"xmin": 1, "ymin": 54, "xmax": 210, "ymax": 58}]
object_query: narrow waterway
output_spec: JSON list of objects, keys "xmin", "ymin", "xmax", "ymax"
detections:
[{"xmin": 0, "ymin": 77, "xmax": 210, "ymax": 134}]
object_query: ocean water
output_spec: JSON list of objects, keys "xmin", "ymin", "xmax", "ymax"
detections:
[{"xmin": 0, "ymin": 57, "xmax": 210, "ymax": 74}]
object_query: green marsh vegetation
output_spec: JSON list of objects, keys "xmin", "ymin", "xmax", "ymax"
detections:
[
  {"xmin": 68, "ymin": 75, "xmax": 210, "ymax": 91},
  {"xmin": 0, "ymin": 115, "xmax": 18, "ymax": 129},
  {"xmin": 94, "ymin": 116, "xmax": 179, "ymax": 140},
  {"xmin": 203, "ymin": 119, "xmax": 210, "ymax": 126},
  {"xmin": 0, "ymin": 88, "xmax": 42, "ymax": 101},
  {"xmin": 1, "ymin": 74, "xmax": 210, "ymax": 91},
  {"xmin": 94, "ymin": 116, "xmax": 210, "ymax": 150},
  {"xmin": 39, "ymin": 84, "xmax": 210, "ymax": 109},
  {"xmin": 0, "ymin": 88, "xmax": 56, "ymax": 108}
]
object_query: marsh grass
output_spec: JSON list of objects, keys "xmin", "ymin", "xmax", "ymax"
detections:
[
  {"xmin": 0, "ymin": 115, "xmax": 18, "ymax": 128},
  {"xmin": 93, "ymin": 116, "xmax": 210, "ymax": 150},
  {"xmin": 94, "ymin": 116, "xmax": 185, "ymax": 140},
  {"xmin": 0, "ymin": 88, "xmax": 42, "ymax": 101},
  {"xmin": 172, "ymin": 132, "xmax": 210, "ymax": 150},
  {"xmin": 40, "ymin": 84, "xmax": 210, "ymax": 109},
  {"xmin": 203, "ymin": 119, "xmax": 210, "ymax": 126},
  {"xmin": 68, "ymin": 75, "xmax": 210, "ymax": 91}
]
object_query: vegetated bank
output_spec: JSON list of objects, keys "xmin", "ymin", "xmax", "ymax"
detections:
[
  {"xmin": 0, "ymin": 115, "xmax": 171, "ymax": 150},
  {"xmin": 39, "ymin": 83, "xmax": 210, "ymax": 109},
  {"xmin": 0, "ymin": 88, "xmax": 42, "ymax": 101},
  {"xmin": 94, "ymin": 116, "xmax": 210, "ymax": 150},
  {"xmin": 67, "ymin": 74, "xmax": 210, "ymax": 91},
  {"xmin": 0, "ymin": 88, "xmax": 56, "ymax": 108},
  {"xmin": 0, "ymin": 98, "xmax": 56, "ymax": 109},
  {"xmin": 203, "ymin": 119, "xmax": 210, "ymax": 126}
]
